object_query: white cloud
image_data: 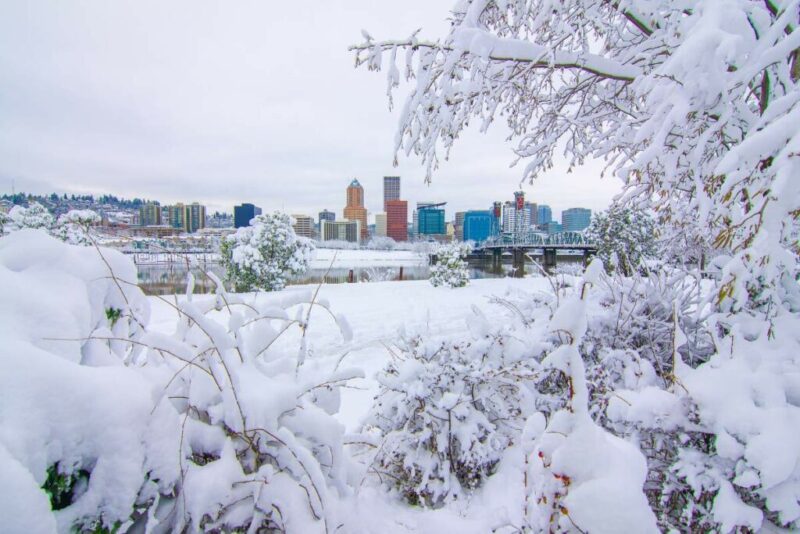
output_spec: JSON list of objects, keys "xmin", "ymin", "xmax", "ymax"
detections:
[{"xmin": 0, "ymin": 0, "xmax": 620, "ymax": 221}]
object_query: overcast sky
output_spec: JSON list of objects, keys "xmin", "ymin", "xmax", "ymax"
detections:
[{"xmin": 0, "ymin": 0, "xmax": 621, "ymax": 222}]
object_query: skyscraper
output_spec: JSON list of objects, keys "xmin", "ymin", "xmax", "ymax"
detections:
[
  {"xmin": 383, "ymin": 176, "xmax": 400, "ymax": 210},
  {"xmin": 292, "ymin": 214, "xmax": 315, "ymax": 238},
  {"xmin": 454, "ymin": 211, "xmax": 466, "ymax": 241},
  {"xmin": 322, "ymin": 220, "xmax": 360, "ymax": 243},
  {"xmin": 375, "ymin": 213, "xmax": 387, "ymax": 237},
  {"xmin": 343, "ymin": 178, "xmax": 368, "ymax": 241},
  {"xmin": 538, "ymin": 204, "xmax": 552, "ymax": 225},
  {"xmin": 418, "ymin": 204, "xmax": 446, "ymax": 236},
  {"xmin": 184, "ymin": 203, "xmax": 206, "ymax": 233},
  {"xmin": 318, "ymin": 209, "xmax": 335, "ymax": 224},
  {"xmin": 386, "ymin": 200, "xmax": 408, "ymax": 241},
  {"xmin": 462, "ymin": 210, "xmax": 496, "ymax": 243},
  {"xmin": 562, "ymin": 208, "xmax": 592, "ymax": 232},
  {"xmin": 139, "ymin": 202, "xmax": 162, "ymax": 226},
  {"xmin": 234, "ymin": 203, "xmax": 261, "ymax": 228}
]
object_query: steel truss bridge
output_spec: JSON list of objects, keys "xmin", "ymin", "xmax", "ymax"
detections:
[
  {"xmin": 475, "ymin": 231, "xmax": 596, "ymax": 250},
  {"xmin": 468, "ymin": 231, "xmax": 597, "ymax": 272}
]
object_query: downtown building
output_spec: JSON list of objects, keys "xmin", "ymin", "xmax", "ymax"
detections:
[
  {"xmin": 292, "ymin": 214, "xmax": 315, "ymax": 238},
  {"xmin": 167, "ymin": 202, "xmax": 206, "ymax": 233},
  {"xmin": 385, "ymin": 200, "xmax": 408, "ymax": 241},
  {"xmin": 139, "ymin": 202, "xmax": 162, "ymax": 226},
  {"xmin": 562, "ymin": 207, "xmax": 592, "ymax": 232},
  {"xmin": 374, "ymin": 213, "xmax": 387, "ymax": 237},
  {"xmin": 234, "ymin": 203, "xmax": 262, "ymax": 228},
  {"xmin": 322, "ymin": 220, "xmax": 360, "ymax": 243},
  {"xmin": 538, "ymin": 204, "xmax": 553, "ymax": 225},
  {"xmin": 343, "ymin": 179, "xmax": 368, "ymax": 241},
  {"xmin": 383, "ymin": 176, "xmax": 400, "ymax": 209}
]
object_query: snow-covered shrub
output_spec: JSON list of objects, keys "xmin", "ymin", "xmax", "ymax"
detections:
[
  {"xmin": 137, "ymin": 273, "xmax": 360, "ymax": 532},
  {"xmin": 52, "ymin": 209, "xmax": 102, "ymax": 246},
  {"xmin": 429, "ymin": 242, "xmax": 471, "ymax": 288},
  {"xmin": 586, "ymin": 205, "xmax": 657, "ymax": 276},
  {"xmin": 9, "ymin": 201, "xmax": 55, "ymax": 230},
  {"xmin": 365, "ymin": 321, "xmax": 539, "ymax": 506},
  {"xmin": 221, "ymin": 211, "xmax": 314, "ymax": 292},
  {"xmin": 0, "ymin": 230, "xmax": 170, "ymax": 533}
]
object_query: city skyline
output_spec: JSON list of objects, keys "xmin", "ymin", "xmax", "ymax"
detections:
[{"xmin": 0, "ymin": 1, "xmax": 621, "ymax": 223}]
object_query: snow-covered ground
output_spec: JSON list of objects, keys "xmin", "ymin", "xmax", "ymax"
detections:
[
  {"xmin": 148, "ymin": 277, "xmax": 538, "ymax": 432},
  {"xmin": 310, "ymin": 248, "xmax": 426, "ymax": 269}
]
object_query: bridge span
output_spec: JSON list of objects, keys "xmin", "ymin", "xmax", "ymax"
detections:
[{"xmin": 468, "ymin": 231, "xmax": 597, "ymax": 274}]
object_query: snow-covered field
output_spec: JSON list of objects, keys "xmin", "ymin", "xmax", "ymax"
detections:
[
  {"xmin": 148, "ymin": 277, "xmax": 538, "ymax": 433},
  {"xmin": 311, "ymin": 248, "xmax": 426, "ymax": 269}
]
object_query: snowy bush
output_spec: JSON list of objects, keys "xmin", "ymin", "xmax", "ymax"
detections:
[
  {"xmin": 0, "ymin": 230, "xmax": 365, "ymax": 533},
  {"xmin": 52, "ymin": 209, "xmax": 102, "ymax": 246},
  {"xmin": 9, "ymin": 201, "xmax": 55, "ymax": 230},
  {"xmin": 365, "ymin": 330, "xmax": 537, "ymax": 506},
  {"xmin": 586, "ymin": 205, "xmax": 657, "ymax": 276},
  {"xmin": 135, "ymin": 274, "xmax": 360, "ymax": 532},
  {"xmin": 429, "ymin": 242, "xmax": 471, "ymax": 288},
  {"xmin": 221, "ymin": 211, "xmax": 314, "ymax": 292}
]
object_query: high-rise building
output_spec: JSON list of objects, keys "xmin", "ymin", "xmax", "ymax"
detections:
[
  {"xmin": 168, "ymin": 203, "xmax": 186, "ymax": 230},
  {"xmin": 383, "ymin": 176, "xmax": 400, "ymax": 210},
  {"xmin": 234, "ymin": 203, "xmax": 261, "ymax": 228},
  {"xmin": 319, "ymin": 209, "xmax": 335, "ymax": 225},
  {"xmin": 185, "ymin": 203, "xmax": 206, "ymax": 233},
  {"xmin": 562, "ymin": 207, "xmax": 592, "ymax": 232},
  {"xmin": 386, "ymin": 200, "xmax": 408, "ymax": 242},
  {"xmin": 292, "ymin": 214, "xmax": 315, "ymax": 238},
  {"xmin": 139, "ymin": 202, "xmax": 162, "ymax": 226},
  {"xmin": 375, "ymin": 213, "xmax": 387, "ymax": 237},
  {"xmin": 322, "ymin": 220, "xmax": 360, "ymax": 243},
  {"xmin": 167, "ymin": 202, "xmax": 205, "ymax": 233},
  {"xmin": 525, "ymin": 202, "xmax": 538, "ymax": 226},
  {"xmin": 538, "ymin": 205, "xmax": 553, "ymax": 225},
  {"xmin": 343, "ymin": 178, "xmax": 368, "ymax": 241},
  {"xmin": 418, "ymin": 204, "xmax": 446, "ymax": 236},
  {"xmin": 454, "ymin": 211, "xmax": 466, "ymax": 241},
  {"xmin": 462, "ymin": 210, "xmax": 497, "ymax": 243},
  {"xmin": 502, "ymin": 202, "xmax": 531, "ymax": 234}
]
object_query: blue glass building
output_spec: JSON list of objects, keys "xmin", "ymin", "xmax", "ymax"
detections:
[
  {"xmin": 462, "ymin": 210, "xmax": 497, "ymax": 243},
  {"xmin": 538, "ymin": 204, "xmax": 552, "ymax": 225},
  {"xmin": 234, "ymin": 203, "xmax": 262, "ymax": 228},
  {"xmin": 418, "ymin": 207, "xmax": 446, "ymax": 235},
  {"xmin": 562, "ymin": 208, "xmax": 592, "ymax": 232}
]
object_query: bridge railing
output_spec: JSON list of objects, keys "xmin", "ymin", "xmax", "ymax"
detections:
[{"xmin": 476, "ymin": 231, "xmax": 592, "ymax": 249}]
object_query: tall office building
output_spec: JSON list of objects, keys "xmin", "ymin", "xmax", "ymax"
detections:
[
  {"xmin": 383, "ymin": 176, "xmax": 400, "ymax": 210},
  {"xmin": 562, "ymin": 207, "xmax": 592, "ymax": 232},
  {"xmin": 462, "ymin": 210, "xmax": 496, "ymax": 243},
  {"xmin": 185, "ymin": 203, "xmax": 206, "ymax": 233},
  {"xmin": 167, "ymin": 202, "xmax": 205, "ymax": 233},
  {"xmin": 322, "ymin": 220, "xmax": 360, "ymax": 243},
  {"xmin": 343, "ymin": 178, "xmax": 368, "ymax": 241},
  {"xmin": 525, "ymin": 202, "xmax": 538, "ymax": 226},
  {"xmin": 319, "ymin": 209, "xmax": 335, "ymax": 224},
  {"xmin": 538, "ymin": 204, "xmax": 553, "ymax": 225},
  {"xmin": 375, "ymin": 213, "xmax": 387, "ymax": 237},
  {"xmin": 234, "ymin": 203, "xmax": 262, "ymax": 228},
  {"xmin": 168, "ymin": 204, "xmax": 186, "ymax": 230},
  {"xmin": 139, "ymin": 202, "xmax": 162, "ymax": 226},
  {"xmin": 454, "ymin": 211, "xmax": 466, "ymax": 241},
  {"xmin": 418, "ymin": 204, "xmax": 446, "ymax": 236},
  {"xmin": 292, "ymin": 214, "xmax": 315, "ymax": 238},
  {"xmin": 386, "ymin": 200, "xmax": 408, "ymax": 242}
]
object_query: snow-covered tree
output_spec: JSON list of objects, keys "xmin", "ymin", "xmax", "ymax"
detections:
[
  {"xmin": 9, "ymin": 202, "xmax": 55, "ymax": 230},
  {"xmin": 52, "ymin": 209, "xmax": 101, "ymax": 246},
  {"xmin": 352, "ymin": 0, "xmax": 800, "ymax": 314},
  {"xmin": 430, "ymin": 242, "xmax": 472, "ymax": 288},
  {"xmin": 365, "ymin": 328, "xmax": 536, "ymax": 506},
  {"xmin": 586, "ymin": 205, "xmax": 657, "ymax": 276},
  {"xmin": 221, "ymin": 212, "xmax": 314, "ymax": 292}
]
